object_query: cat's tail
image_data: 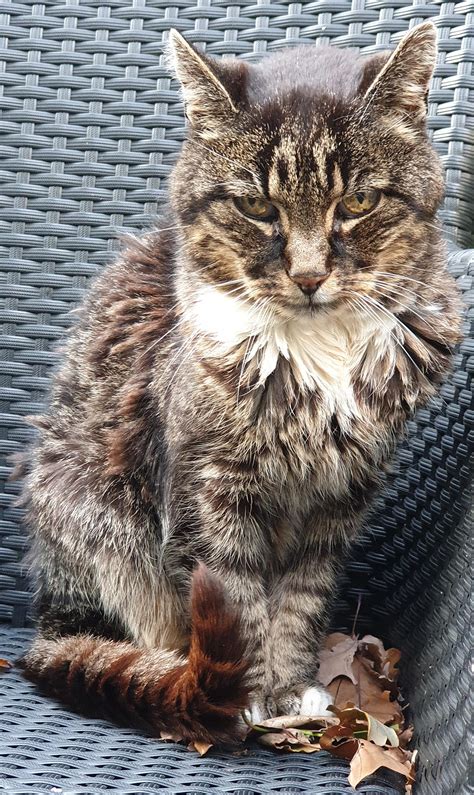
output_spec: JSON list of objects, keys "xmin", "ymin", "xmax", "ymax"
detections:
[{"xmin": 19, "ymin": 565, "xmax": 250, "ymax": 745}]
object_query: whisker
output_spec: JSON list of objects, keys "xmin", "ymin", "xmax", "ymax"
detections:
[
  {"xmin": 347, "ymin": 296, "xmax": 390, "ymax": 400},
  {"xmin": 370, "ymin": 281, "xmax": 426, "ymax": 307},
  {"xmin": 162, "ymin": 331, "xmax": 200, "ymax": 397},
  {"xmin": 370, "ymin": 271, "xmax": 431, "ymax": 289},
  {"xmin": 358, "ymin": 295, "xmax": 430, "ymax": 386},
  {"xmin": 368, "ymin": 283, "xmax": 444, "ymax": 338},
  {"xmin": 361, "ymin": 294, "xmax": 447, "ymax": 406}
]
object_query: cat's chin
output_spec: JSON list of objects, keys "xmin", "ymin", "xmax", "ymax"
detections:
[{"xmin": 280, "ymin": 297, "xmax": 336, "ymax": 320}]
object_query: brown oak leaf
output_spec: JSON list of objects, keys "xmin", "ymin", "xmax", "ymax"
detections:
[
  {"xmin": 255, "ymin": 714, "xmax": 336, "ymax": 731},
  {"xmin": 349, "ymin": 739, "xmax": 416, "ymax": 791},
  {"xmin": 189, "ymin": 741, "xmax": 213, "ymax": 756},
  {"xmin": 258, "ymin": 728, "xmax": 320, "ymax": 753},
  {"xmin": 318, "ymin": 633, "xmax": 359, "ymax": 685},
  {"xmin": 327, "ymin": 654, "xmax": 404, "ymax": 724}
]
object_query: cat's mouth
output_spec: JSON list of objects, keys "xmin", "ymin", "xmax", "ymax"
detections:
[
  {"xmin": 298, "ymin": 292, "xmax": 336, "ymax": 314},
  {"xmin": 278, "ymin": 294, "xmax": 337, "ymax": 321},
  {"xmin": 307, "ymin": 294, "xmax": 325, "ymax": 311}
]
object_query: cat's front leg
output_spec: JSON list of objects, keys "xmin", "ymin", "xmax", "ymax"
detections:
[
  {"xmin": 210, "ymin": 561, "xmax": 271, "ymax": 723},
  {"xmin": 265, "ymin": 526, "xmax": 352, "ymax": 717},
  {"xmin": 195, "ymin": 483, "xmax": 272, "ymax": 720}
]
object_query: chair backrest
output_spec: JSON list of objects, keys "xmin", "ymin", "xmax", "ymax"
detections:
[{"xmin": 0, "ymin": 0, "xmax": 472, "ymax": 628}]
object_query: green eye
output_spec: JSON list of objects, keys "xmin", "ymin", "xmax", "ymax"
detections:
[
  {"xmin": 234, "ymin": 196, "xmax": 278, "ymax": 222},
  {"xmin": 339, "ymin": 189, "xmax": 381, "ymax": 218}
]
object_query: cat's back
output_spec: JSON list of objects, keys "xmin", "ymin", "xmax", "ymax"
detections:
[
  {"xmin": 20, "ymin": 228, "xmax": 177, "ymax": 483},
  {"xmin": 53, "ymin": 228, "xmax": 176, "ymax": 402}
]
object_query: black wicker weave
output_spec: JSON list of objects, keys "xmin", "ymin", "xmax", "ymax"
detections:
[{"xmin": 0, "ymin": 1, "xmax": 472, "ymax": 793}]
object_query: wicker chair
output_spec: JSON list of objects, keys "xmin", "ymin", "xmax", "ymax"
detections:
[{"xmin": 0, "ymin": 1, "xmax": 472, "ymax": 793}]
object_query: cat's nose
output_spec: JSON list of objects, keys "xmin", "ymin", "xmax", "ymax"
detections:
[{"xmin": 289, "ymin": 272, "xmax": 329, "ymax": 296}]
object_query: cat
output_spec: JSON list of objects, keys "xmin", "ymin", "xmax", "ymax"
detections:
[{"xmin": 16, "ymin": 21, "xmax": 461, "ymax": 744}]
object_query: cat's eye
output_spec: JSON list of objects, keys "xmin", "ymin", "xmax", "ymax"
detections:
[
  {"xmin": 234, "ymin": 196, "xmax": 278, "ymax": 222},
  {"xmin": 339, "ymin": 189, "xmax": 381, "ymax": 218}
]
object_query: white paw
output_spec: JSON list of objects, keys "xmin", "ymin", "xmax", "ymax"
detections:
[
  {"xmin": 245, "ymin": 701, "xmax": 266, "ymax": 725},
  {"xmin": 299, "ymin": 685, "xmax": 332, "ymax": 717}
]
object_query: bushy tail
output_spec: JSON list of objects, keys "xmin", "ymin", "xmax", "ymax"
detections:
[{"xmin": 20, "ymin": 565, "xmax": 250, "ymax": 744}]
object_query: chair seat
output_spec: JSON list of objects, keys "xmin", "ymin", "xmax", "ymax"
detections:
[{"xmin": 0, "ymin": 627, "xmax": 404, "ymax": 795}]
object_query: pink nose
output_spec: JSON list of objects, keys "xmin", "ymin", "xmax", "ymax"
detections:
[{"xmin": 289, "ymin": 272, "xmax": 329, "ymax": 295}]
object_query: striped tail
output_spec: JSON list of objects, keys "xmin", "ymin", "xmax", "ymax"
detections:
[{"xmin": 20, "ymin": 565, "xmax": 250, "ymax": 745}]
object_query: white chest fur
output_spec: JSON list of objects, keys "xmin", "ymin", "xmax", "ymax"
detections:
[{"xmin": 189, "ymin": 285, "xmax": 396, "ymax": 422}]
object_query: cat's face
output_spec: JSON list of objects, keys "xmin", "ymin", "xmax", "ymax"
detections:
[{"xmin": 168, "ymin": 24, "xmax": 444, "ymax": 323}]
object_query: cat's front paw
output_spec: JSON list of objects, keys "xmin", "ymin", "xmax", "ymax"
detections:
[
  {"xmin": 299, "ymin": 685, "xmax": 332, "ymax": 716},
  {"xmin": 244, "ymin": 700, "xmax": 267, "ymax": 725},
  {"xmin": 268, "ymin": 684, "xmax": 332, "ymax": 717}
]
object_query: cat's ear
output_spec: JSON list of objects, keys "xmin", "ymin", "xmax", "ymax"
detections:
[
  {"xmin": 166, "ymin": 30, "xmax": 248, "ymax": 138},
  {"xmin": 362, "ymin": 22, "xmax": 437, "ymax": 134},
  {"xmin": 358, "ymin": 52, "xmax": 392, "ymax": 96}
]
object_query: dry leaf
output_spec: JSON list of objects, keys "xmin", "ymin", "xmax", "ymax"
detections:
[
  {"xmin": 159, "ymin": 730, "xmax": 213, "ymax": 756},
  {"xmin": 359, "ymin": 635, "xmax": 390, "ymax": 674},
  {"xmin": 288, "ymin": 744, "xmax": 322, "ymax": 754},
  {"xmin": 327, "ymin": 705, "xmax": 399, "ymax": 748},
  {"xmin": 398, "ymin": 726, "xmax": 414, "ymax": 749},
  {"xmin": 363, "ymin": 688, "xmax": 403, "ymax": 726},
  {"xmin": 164, "ymin": 631, "xmax": 415, "ymax": 793},
  {"xmin": 383, "ymin": 648, "xmax": 402, "ymax": 681},
  {"xmin": 0, "ymin": 658, "xmax": 12, "ymax": 671},
  {"xmin": 258, "ymin": 727, "xmax": 320, "ymax": 753},
  {"xmin": 159, "ymin": 730, "xmax": 183, "ymax": 743},
  {"xmin": 319, "ymin": 725, "xmax": 359, "ymax": 760},
  {"xmin": 258, "ymin": 731, "xmax": 296, "ymax": 749},
  {"xmin": 249, "ymin": 716, "xmax": 332, "ymax": 754},
  {"xmin": 255, "ymin": 714, "xmax": 337, "ymax": 730},
  {"xmin": 359, "ymin": 636, "xmax": 401, "ymax": 694},
  {"xmin": 190, "ymin": 741, "xmax": 213, "ymax": 756},
  {"xmin": 320, "ymin": 633, "xmax": 404, "ymax": 721},
  {"xmin": 318, "ymin": 705, "xmax": 365, "ymax": 759},
  {"xmin": 367, "ymin": 714, "xmax": 399, "ymax": 747},
  {"xmin": 349, "ymin": 739, "xmax": 415, "ymax": 790},
  {"xmin": 318, "ymin": 633, "xmax": 359, "ymax": 685},
  {"xmin": 327, "ymin": 654, "xmax": 403, "ymax": 724}
]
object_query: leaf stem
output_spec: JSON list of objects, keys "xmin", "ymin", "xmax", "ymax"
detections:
[{"xmin": 351, "ymin": 594, "xmax": 362, "ymax": 637}]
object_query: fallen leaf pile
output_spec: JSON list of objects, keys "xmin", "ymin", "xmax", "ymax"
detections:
[
  {"xmin": 246, "ymin": 633, "xmax": 416, "ymax": 792},
  {"xmin": 158, "ymin": 632, "xmax": 416, "ymax": 791}
]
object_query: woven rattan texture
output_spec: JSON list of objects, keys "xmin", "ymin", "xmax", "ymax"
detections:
[
  {"xmin": 0, "ymin": 3, "xmax": 472, "ymax": 794},
  {"xmin": 390, "ymin": 507, "xmax": 472, "ymax": 795},
  {"xmin": 0, "ymin": 629, "xmax": 403, "ymax": 795}
]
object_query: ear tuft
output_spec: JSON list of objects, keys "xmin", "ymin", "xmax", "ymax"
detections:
[
  {"xmin": 166, "ymin": 29, "xmax": 246, "ymax": 138},
  {"xmin": 362, "ymin": 21, "xmax": 437, "ymax": 135}
]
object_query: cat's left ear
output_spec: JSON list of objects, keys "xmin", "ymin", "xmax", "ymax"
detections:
[
  {"xmin": 362, "ymin": 22, "xmax": 437, "ymax": 133},
  {"xmin": 166, "ymin": 30, "xmax": 248, "ymax": 139}
]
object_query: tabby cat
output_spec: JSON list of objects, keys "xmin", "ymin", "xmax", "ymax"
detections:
[{"xmin": 18, "ymin": 22, "xmax": 461, "ymax": 744}]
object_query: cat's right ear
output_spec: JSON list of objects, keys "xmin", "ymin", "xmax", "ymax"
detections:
[{"xmin": 166, "ymin": 30, "xmax": 248, "ymax": 139}]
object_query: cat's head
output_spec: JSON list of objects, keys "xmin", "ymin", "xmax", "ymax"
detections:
[{"xmin": 167, "ymin": 24, "xmax": 444, "ymax": 322}]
